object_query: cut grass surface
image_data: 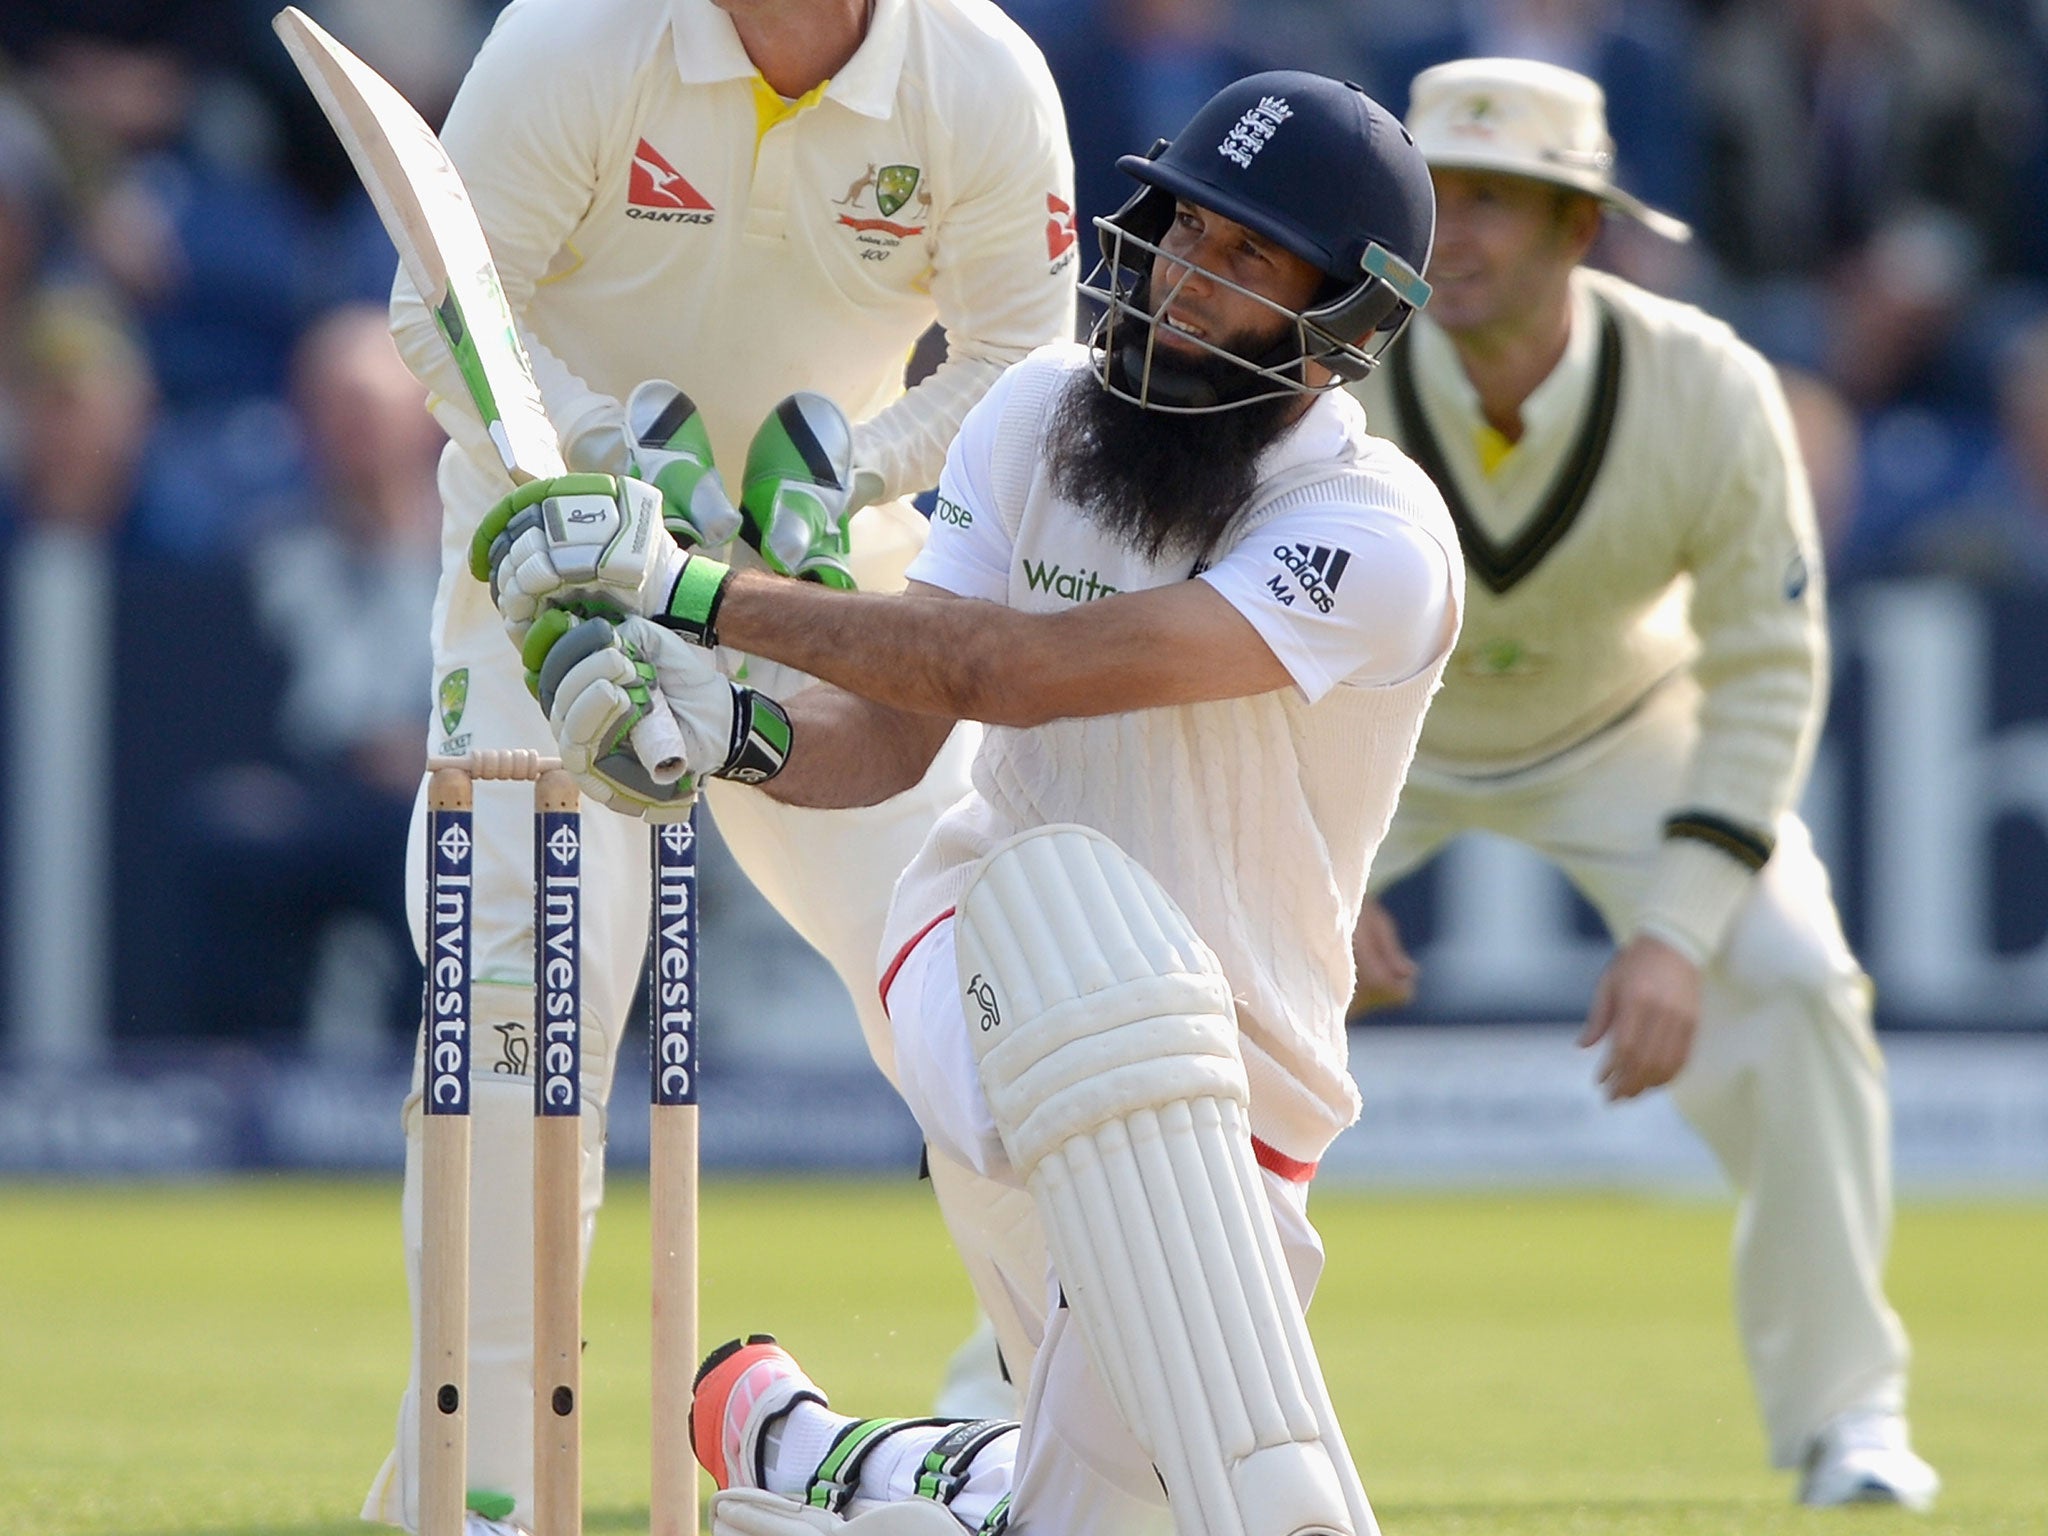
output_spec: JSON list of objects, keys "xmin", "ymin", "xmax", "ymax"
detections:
[{"xmin": 0, "ymin": 1179, "xmax": 2041, "ymax": 1534}]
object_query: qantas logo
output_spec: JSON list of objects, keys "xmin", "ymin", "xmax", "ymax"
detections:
[
  {"xmin": 1266, "ymin": 543, "xmax": 1350, "ymax": 613},
  {"xmin": 627, "ymin": 140, "xmax": 715, "ymax": 224},
  {"xmin": 1046, "ymin": 193, "xmax": 1077, "ymax": 269}
]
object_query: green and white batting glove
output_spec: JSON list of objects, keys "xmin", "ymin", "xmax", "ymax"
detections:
[
  {"xmin": 740, "ymin": 392, "xmax": 859, "ymax": 590},
  {"xmin": 524, "ymin": 611, "xmax": 792, "ymax": 821},
  {"xmin": 470, "ymin": 473, "xmax": 735, "ymax": 647}
]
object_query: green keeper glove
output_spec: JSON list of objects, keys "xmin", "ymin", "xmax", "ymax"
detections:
[
  {"xmin": 740, "ymin": 392, "xmax": 859, "ymax": 590},
  {"xmin": 564, "ymin": 381, "xmax": 744, "ymax": 555},
  {"xmin": 625, "ymin": 380, "xmax": 745, "ymax": 553}
]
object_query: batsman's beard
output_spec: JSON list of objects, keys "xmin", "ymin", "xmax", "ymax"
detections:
[{"xmin": 1049, "ymin": 351, "xmax": 1303, "ymax": 569}]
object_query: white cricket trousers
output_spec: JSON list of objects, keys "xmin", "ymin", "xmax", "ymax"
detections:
[
  {"xmin": 363, "ymin": 639, "xmax": 978, "ymax": 1532},
  {"xmin": 1374, "ymin": 676, "xmax": 1909, "ymax": 1467},
  {"xmin": 883, "ymin": 916, "xmax": 1330, "ymax": 1536}
]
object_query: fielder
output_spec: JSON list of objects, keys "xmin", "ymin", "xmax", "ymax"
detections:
[
  {"xmin": 365, "ymin": 0, "xmax": 1073, "ymax": 1529},
  {"xmin": 475, "ymin": 68, "xmax": 1459, "ymax": 1536},
  {"xmin": 1345, "ymin": 58, "xmax": 1937, "ymax": 1510}
]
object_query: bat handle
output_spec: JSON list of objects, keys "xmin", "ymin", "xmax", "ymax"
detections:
[{"xmin": 629, "ymin": 693, "xmax": 691, "ymax": 785}]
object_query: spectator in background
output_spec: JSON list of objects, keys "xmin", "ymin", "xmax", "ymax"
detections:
[
  {"xmin": 0, "ymin": 85, "xmax": 157, "ymax": 1070},
  {"xmin": 12, "ymin": 22, "xmax": 307, "ymax": 412},
  {"xmin": 256, "ymin": 0, "xmax": 504, "ymax": 304},
  {"xmin": 1777, "ymin": 364, "xmax": 1864, "ymax": 568},
  {"xmin": 3, "ymin": 13, "xmax": 311, "ymax": 556},
  {"xmin": 1866, "ymin": 317, "xmax": 2048, "ymax": 584},
  {"xmin": 1695, "ymin": 0, "xmax": 2045, "ymax": 414},
  {"xmin": 177, "ymin": 304, "xmax": 440, "ymax": 1053},
  {"xmin": 999, "ymin": 0, "xmax": 1249, "ymax": 260},
  {"xmin": 0, "ymin": 84, "xmax": 155, "ymax": 529}
]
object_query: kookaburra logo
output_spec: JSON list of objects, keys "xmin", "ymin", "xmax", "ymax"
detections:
[{"xmin": 965, "ymin": 973, "xmax": 1001, "ymax": 1032}]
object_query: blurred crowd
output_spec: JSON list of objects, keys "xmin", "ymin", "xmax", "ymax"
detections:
[{"xmin": 4, "ymin": 0, "xmax": 2045, "ymax": 1047}]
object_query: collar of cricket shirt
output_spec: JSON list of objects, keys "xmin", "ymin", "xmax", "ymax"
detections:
[{"xmin": 668, "ymin": 0, "xmax": 909, "ymax": 120}]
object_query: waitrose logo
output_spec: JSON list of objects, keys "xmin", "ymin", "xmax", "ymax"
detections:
[{"xmin": 1022, "ymin": 558, "xmax": 1120, "ymax": 603}]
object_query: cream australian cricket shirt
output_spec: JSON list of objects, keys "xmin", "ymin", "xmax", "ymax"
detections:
[
  {"xmin": 391, "ymin": 0, "xmax": 1076, "ymax": 671},
  {"xmin": 1353, "ymin": 267, "xmax": 1830, "ymax": 963}
]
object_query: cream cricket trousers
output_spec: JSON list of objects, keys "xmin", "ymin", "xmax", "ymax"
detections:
[
  {"xmin": 1373, "ymin": 677, "xmax": 1909, "ymax": 1467},
  {"xmin": 365, "ymin": 632, "xmax": 978, "ymax": 1531}
]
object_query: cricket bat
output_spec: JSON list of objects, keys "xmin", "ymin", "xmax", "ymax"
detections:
[{"xmin": 274, "ymin": 5, "xmax": 686, "ymax": 781}]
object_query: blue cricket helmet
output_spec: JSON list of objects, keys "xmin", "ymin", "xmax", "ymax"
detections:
[{"xmin": 1087, "ymin": 71, "xmax": 1436, "ymax": 411}]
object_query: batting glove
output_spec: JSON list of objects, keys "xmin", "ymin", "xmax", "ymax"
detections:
[
  {"xmin": 525, "ymin": 612, "xmax": 791, "ymax": 821},
  {"xmin": 471, "ymin": 473, "xmax": 735, "ymax": 647}
]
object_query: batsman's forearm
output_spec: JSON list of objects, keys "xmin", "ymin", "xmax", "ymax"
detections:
[
  {"xmin": 716, "ymin": 572, "xmax": 1007, "ymax": 722},
  {"xmin": 763, "ymin": 684, "xmax": 953, "ymax": 809}
]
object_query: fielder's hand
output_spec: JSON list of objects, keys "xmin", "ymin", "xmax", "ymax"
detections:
[
  {"xmin": 740, "ymin": 392, "xmax": 859, "ymax": 589},
  {"xmin": 1348, "ymin": 896, "xmax": 1419, "ymax": 1015},
  {"xmin": 470, "ymin": 473, "xmax": 735, "ymax": 647},
  {"xmin": 1580, "ymin": 934, "xmax": 1701, "ymax": 1100},
  {"xmin": 525, "ymin": 611, "xmax": 791, "ymax": 821}
]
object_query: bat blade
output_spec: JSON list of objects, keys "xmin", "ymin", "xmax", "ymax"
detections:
[
  {"xmin": 275, "ymin": 5, "xmax": 689, "ymax": 781},
  {"xmin": 274, "ymin": 5, "xmax": 563, "ymax": 484}
]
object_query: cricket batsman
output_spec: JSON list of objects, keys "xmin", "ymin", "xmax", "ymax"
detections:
[{"xmin": 477, "ymin": 68, "xmax": 1460, "ymax": 1535}]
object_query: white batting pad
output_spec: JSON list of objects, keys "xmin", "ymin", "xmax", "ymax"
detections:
[
  {"xmin": 956, "ymin": 825, "xmax": 1377, "ymax": 1536},
  {"xmin": 709, "ymin": 1488, "xmax": 962, "ymax": 1535}
]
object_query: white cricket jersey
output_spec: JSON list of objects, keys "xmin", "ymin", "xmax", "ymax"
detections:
[
  {"xmin": 391, "ymin": 0, "xmax": 1076, "ymax": 678},
  {"xmin": 884, "ymin": 347, "xmax": 1464, "ymax": 1162},
  {"xmin": 1352, "ymin": 269, "xmax": 1829, "ymax": 960}
]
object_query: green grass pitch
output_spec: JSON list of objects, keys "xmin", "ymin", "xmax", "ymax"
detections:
[{"xmin": 2, "ymin": 1178, "xmax": 2042, "ymax": 1534}]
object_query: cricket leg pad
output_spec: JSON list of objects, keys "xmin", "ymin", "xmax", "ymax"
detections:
[{"xmin": 957, "ymin": 824, "xmax": 1373, "ymax": 1536}]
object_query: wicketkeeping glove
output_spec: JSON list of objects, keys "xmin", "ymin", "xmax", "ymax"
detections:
[
  {"xmin": 524, "ymin": 611, "xmax": 792, "ymax": 821},
  {"xmin": 626, "ymin": 380, "xmax": 746, "ymax": 553},
  {"xmin": 564, "ymin": 380, "xmax": 745, "ymax": 555},
  {"xmin": 471, "ymin": 473, "xmax": 736, "ymax": 647},
  {"xmin": 739, "ymin": 393, "xmax": 858, "ymax": 590}
]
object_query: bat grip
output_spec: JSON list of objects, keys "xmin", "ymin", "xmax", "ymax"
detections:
[{"xmin": 629, "ymin": 695, "xmax": 690, "ymax": 785}]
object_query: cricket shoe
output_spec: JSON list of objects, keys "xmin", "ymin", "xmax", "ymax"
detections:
[
  {"xmin": 692, "ymin": 1334, "xmax": 831, "ymax": 1492},
  {"xmin": 1798, "ymin": 1409, "xmax": 1940, "ymax": 1511},
  {"xmin": 463, "ymin": 1516, "xmax": 525, "ymax": 1536}
]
